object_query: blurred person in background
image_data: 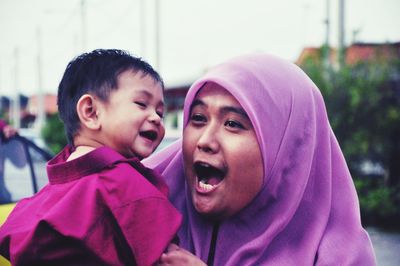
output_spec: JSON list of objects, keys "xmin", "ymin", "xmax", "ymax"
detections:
[
  {"xmin": 0, "ymin": 119, "xmax": 18, "ymax": 203},
  {"xmin": 0, "ymin": 120, "xmax": 17, "ymax": 141}
]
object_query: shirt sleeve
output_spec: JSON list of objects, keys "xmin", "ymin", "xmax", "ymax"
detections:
[{"xmin": 111, "ymin": 196, "xmax": 182, "ymax": 266}]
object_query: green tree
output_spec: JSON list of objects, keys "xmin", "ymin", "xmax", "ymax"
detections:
[
  {"xmin": 41, "ymin": 113, "xmax": 67, "ymax": 154},
  {"xmin": 301, "ymin": 58, "xmax": 400, "ymax": 182},
  {"xmin": 300, "ymin": 54, "xmax": 400, "ymax": 227}
]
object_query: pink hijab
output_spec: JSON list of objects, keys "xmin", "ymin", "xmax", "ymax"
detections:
[{"xmin": 144, "ymin": 54, "xmax": 376, "ymax": 265}]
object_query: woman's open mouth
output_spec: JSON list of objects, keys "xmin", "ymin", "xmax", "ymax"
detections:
[{"xmin": 194, "ymin": 161, "xmax": 226, "ymax": 193}]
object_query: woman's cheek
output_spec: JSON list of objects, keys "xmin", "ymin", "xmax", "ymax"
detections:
[{"xmin": 182, "ymin": 127, "xmax": 197, "ymax": 186}]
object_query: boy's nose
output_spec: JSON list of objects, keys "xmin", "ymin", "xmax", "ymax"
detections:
[{"xmin": 148, "ymin": 111, "xmax": 162, "ymax": 125}]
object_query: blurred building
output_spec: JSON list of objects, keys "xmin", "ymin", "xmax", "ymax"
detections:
[
  {"xmin": 27, "ymin": 94, "xmax": 57, "ymax": 117},
  {"xmin": 163, "ymin": 84, "xmax": 191, "ymax": 134},
  {"xmin": 346, "ymin": 42, "xmax": 400, "ymax": 64},
  {"xmin": 296, "ymin": 41, "xmax": 400, "ymax": 66},
  {"xmin": 296, "ymin": 47, "xmax": 337, "ymax": 67}
]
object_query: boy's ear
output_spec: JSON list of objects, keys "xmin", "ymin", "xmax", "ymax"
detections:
[{"xmin": 76, "ymin": 94, "xmax": 101, "ymax": 130}]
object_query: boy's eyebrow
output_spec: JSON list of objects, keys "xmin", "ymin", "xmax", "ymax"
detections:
[
  {"xmin": 137, "ymin": 89, "xmax": 164, "ymax": 105},
  {"xmin": 137, "ymin": 90, "xmax": 153, "ymax": 98},
  {"xmin": 190, "ymin": 99, "xmax": 249, "ymax": 119}
]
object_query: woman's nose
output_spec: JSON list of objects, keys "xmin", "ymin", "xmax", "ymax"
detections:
[{"xmin": 196, "ymin": 124, "xmax": 219, "ymax": 153}]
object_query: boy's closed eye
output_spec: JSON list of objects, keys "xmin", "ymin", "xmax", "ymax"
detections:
[
  {"xmin": 134, "ymin": 101, "xmax": 147, "ymax": 108},
  {"xmin": 156, "ymin": 111, "xmax": 164, "ymax": 119}
]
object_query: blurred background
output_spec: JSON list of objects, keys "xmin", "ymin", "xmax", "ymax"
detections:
[{"xmin": 0, "ymin": 0, "xmax": 399, "ymax": 264}]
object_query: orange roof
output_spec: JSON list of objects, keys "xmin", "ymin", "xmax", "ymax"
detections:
[
  {"xmin": 296, "ymin": 42, "xmax": 400, "ymax": 66},
  {"xmin": 346, "ymin": 42, "xmax": 400, "ymax": 64},
  {"xmin": 28, "ymin": 94, "xmax": 57, "ymax": 115},
  {"xmin": 296, "ymin": 47, "xmax": 321, "ymax": 65},
  {"xmin": 296, "ymin": 47, "xmax": 337, "ymax": 66}
]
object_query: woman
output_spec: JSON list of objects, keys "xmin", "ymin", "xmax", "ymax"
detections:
[{"xmin": 145, "ymin": 54, "xmax": 376, "ymax": 265}]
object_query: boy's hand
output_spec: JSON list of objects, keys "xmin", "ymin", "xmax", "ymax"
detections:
[{"xmin": 158, "ymin": 243, "xmax": 207, "ymax": 266}]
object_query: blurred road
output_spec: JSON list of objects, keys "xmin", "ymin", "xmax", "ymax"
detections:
[{"xmin": 368, "ymin": 227, "xmax": 400, "ymax": 266}]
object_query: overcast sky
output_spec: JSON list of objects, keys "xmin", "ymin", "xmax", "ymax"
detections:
[{"xmin": 0, "ymin": 0, "xmax": 399, "ymax": 96}]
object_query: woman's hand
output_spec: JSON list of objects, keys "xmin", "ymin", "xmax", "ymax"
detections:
[{"xmin": 158, "ymin": 243, "xmax": 207, "ymax": 266}]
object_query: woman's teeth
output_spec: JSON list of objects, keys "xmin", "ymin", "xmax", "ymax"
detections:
[
  {"xmin": 199, "ymin": 179, "xmax": 215, "ymax": 191},
  {"xmin": 194, "ymin": 162, "xmax": 226, "ymax": 192}
]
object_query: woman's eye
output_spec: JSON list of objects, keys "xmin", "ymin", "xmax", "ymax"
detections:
[
  {"xmin": 190, "ymin": 113, "xmax": 206, "ymax": 123},
  {"xmin": 225, "ymin": 120, "xmax": 244, "ymax": 129},
  {"xmin": 134, "ymin": 101, "xmax": 147, "ymax": 108}
]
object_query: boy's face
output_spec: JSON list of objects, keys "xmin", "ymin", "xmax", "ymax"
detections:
[{"xmin": 97, "ymin": 70, "xmax": 165, "ymax": 159}]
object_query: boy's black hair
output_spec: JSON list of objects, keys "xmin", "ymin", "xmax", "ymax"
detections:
[{"xmin": 57, "ymin": 49, "xmax": 164, "ymax": 144}]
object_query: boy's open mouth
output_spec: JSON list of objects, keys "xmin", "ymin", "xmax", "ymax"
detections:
[
  {"xmin": 194, "ymin": 161, "xmax": 226, "ymax": 192},
  {"xmin": 139, "ymin": 130, "xmax": 158, "ymax": 141}
]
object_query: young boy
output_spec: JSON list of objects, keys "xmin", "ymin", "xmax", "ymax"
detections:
[{"xmin": 0, "ymin": 49, "xmax": 182, "ymax": 266}]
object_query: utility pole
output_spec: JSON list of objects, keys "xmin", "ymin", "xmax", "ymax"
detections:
[
  {"xmin": 0, "ymin": 62, "xmax": 2, "ymax": 97},
  {"xmin": 140, "ymin": 0, "xmax": 146, "ymax": 58},
  {"xmin": 13, "ymin": 47, "xmax": 20, "ymax": 129},
  {"xmin": 155, "ymin": 0, "xmax": 160, "ymax": 71},
  {"xmin": 0, "ymin": 62, "xmax": 3, "ymax": 114},
  {"xmin": 324, "ymin": 0, "xmax": 331, "ymax": 68},
  {"xmin": 36, "ymin": 26, "xmax": 45, "ymax": 133},
  {"xmin": 352, "ymin": 28, "xmax": 361, "ymax": 44},
  {"xmin": 338, "ymin": 0, "xmax": 345, "ymax": 68},
  {"xmin": 81, "ymin": 0, "xmax": 87, "ymax": 51}
]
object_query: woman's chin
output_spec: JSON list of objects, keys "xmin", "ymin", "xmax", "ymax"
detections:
[
  {"xmin": 192, "ymin": 197, "xmax": 224, "ymax": 220},
  {"xmin": 193, "ymin": 197, "xmax": 214, "ymax": 216}
]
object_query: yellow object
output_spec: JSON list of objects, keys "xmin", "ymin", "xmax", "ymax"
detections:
[
  {"xmin": 0, "ymin": 255, "xmax": 10, "ymax": 265},
  {"xmin": 0, "ymin": 203, "xmax": 14, "ymax": 265},
  {"xmin": 0, "ymin": 203, "xmax": 15, "ymax": 225}
]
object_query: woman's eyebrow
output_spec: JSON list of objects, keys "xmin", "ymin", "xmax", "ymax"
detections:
[
  {"xmin": 190, "ymin": 99, "xmax": 249, "ymax": 119},
  {"xmin": 221, "ymin": 106, "xmax": 249, "ymax": 119},
  {"xmin": 189, "ymin": 99, "xmax": 206, "ymax": 113}
]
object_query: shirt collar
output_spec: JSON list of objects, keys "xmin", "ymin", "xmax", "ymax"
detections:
[{"xmin": 47, "ymin": 145, "xmax": 128, "ymax": 184}]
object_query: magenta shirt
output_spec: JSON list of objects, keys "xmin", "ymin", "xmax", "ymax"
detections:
[{"xmin": 0, "ymin": 146, "xmax": 182, "ymax": 266}]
